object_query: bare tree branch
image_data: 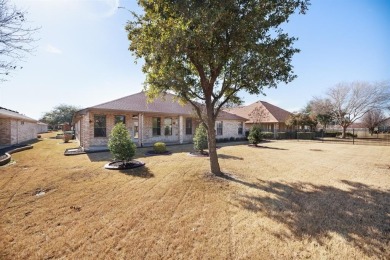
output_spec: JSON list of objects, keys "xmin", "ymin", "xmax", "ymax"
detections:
[{"xmin": 0, "ymin": 0, "xmax": 39, "ymax": 80}]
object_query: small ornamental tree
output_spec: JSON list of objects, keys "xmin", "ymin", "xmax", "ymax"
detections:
[
  {"xmin": 248, "ymin": 125, "xmax": 263, "ymax": 146},
  {"xmin": 108, "ymin": 122, "xmax": 136, "ymax": 164},
  {"xmin": 193, "ymin": 123, "xmax": 208, "ymax": 154}
]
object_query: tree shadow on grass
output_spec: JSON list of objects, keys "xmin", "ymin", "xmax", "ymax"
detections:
[
  {"xmin": 223, "ymin": 174, "xmax": 389, "ymax": 258},
  {"xmin": 87, "ymin": 152, "xmax": 111, "ymax": 162},
  {"xmin": 218, "ymin": 154, "xmax": 244, "ymax": 160},
  {"xmin": 249, "ymin": 145, "xmax": 288, "ymax": 150},
  {"xmin": 119, "ymin": 166, "xmax": 154, "ymax": 178}
]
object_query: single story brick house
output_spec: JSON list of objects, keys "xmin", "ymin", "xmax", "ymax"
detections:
[
  {"xmin": 0, "ymin": 107, "xmax": 45, "ymax": 147},
  {"xmin": 379, "ymin": 117, "xmax": 390, "ymax": 133},
  {"xmin": 226, "ymin": 101, "xmax": 292, "ymax": 133},
  {"xmin": 73, "ymin": 92, "xmax": 247, "ymax": 151}
]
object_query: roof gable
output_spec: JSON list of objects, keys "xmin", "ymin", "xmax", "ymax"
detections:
[{"xmin": 226, "ymin": 101, "xmax": 291, "ymax": 123}]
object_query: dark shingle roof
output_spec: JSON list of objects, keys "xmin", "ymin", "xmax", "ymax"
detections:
[
  {"xmin": 0, "ymin": 107, "xmax": 37, "ymax": 122},
  {"xmin": 90, "ymin": 92, "xmax": 193, "ymax": 115},
  {"xmin": 226, "ymin": 101, "xmax": 291, "ymax": 123},
  {"xmin": 81, "ymin": 92, "xmax": 246, "ymax": 121}
]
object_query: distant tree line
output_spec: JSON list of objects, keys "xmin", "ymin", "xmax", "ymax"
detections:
[
  {"xmin": 286, "ymin": 81, "xmax": 390, "ymax": 138},
  {"xmin": 40, "ymin": 104, "xmax": 79, "ymax": 130}
]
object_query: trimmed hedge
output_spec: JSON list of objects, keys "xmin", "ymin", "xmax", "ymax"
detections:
[
  {"xmin": 277, "ymin": 131, "xmax": 297, "ymax": 139},
  {"xmin": 297, "ymin": 132, "xmax": 316, "ymax": 140},
  {"xmin": 262, "ymin": 132, "xmax": 274, "ymax": 139}
]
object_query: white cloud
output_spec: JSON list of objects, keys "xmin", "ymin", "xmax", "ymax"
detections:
[{"xmin": 46, "ymin": 44, "xmax": 62, "ymax": 54}]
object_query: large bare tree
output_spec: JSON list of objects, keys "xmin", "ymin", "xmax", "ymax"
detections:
[
  {"xmin": 326, "ymin": 81, "xmax": 390, "ymax": 138},
  {"xmin": 361, "ymin": 109, "xmax": 386, "ymax": 136},
  {"xmin": 0, "ymin": 0, "xmax": 38, "ymax": 80}
]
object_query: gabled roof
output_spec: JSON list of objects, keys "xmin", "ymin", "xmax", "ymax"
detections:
[
  {"xmin": 226, "ymin": 101, "xmax": 291, "ymax": 123},
  {"xmin": 380, "ymin": 117, "xmax": 390, "ymax": 126},
  {"xmin": 0, "ymin": 107, "xmax": 37, "ymax": 122},
  {"xmin": 78, "ymin": 92, "xmax": 246, "ymax": 121}
]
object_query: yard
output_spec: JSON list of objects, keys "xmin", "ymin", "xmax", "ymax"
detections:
[{"xmin": 0, "ymin": 132, "xmax": 389, "ymax": 259}]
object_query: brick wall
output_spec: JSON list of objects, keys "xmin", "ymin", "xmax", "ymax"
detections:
[
  {"xmin": 0, "ymin": 119, "xmax": 37, "ymax": 146},
  {"xmin": 77, "ymin": 110, "xmax": 245, "ymax": 149},
  {"xmin": 0, "ymin": 118, "xmax": 11, "ymax": 145}
]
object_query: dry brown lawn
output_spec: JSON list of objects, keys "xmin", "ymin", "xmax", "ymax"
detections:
[{"xmin": 0, "ymin": 133, "xmax": 389, "ymax": 259}]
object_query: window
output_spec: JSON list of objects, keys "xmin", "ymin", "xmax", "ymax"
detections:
[
  {"xmin": 114, "ymin": 115, "xmax": 126, "ymax": 125},
  {"xmin": 238, "ymin": 122, "xmax": 243, "ymax": 135},
  {"xmin": 216, "ymin": 121, "xmax": 223, "ymax": 136},
  {"xmin": 133, "ymin": 121, "xmax": 139, "ymax": 138},
  {"xmin": 152, "ymin": 117, "xmax": 161, "ymax": 136},
  {"xmin": 164, "ymin": 118, "xmax": 172, "ymax": 135},
  {"xmin": 94, "ymin": 115, "xmax": 106, "ymax": 137},
  {"xmin": 185, "ymin": 118, "xmax": 192, "ymax": 135}
]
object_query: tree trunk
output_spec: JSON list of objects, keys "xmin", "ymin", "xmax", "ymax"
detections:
[
  {"xmin": 206, "ymin": 111, "xmax": 221, "ymax": 176},
  {"xmin": 342, "ymin": 126, "xmax": 347, "ymax": 138}
]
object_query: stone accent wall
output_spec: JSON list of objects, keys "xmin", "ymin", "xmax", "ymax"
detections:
[
  {"xmin": 215, "ymin": 120, "xmax": 246, "ymax": 139},
  {"xmin": 0, "ymin": 118, "xmax": 11, "ymax": 145},
  {"xmin": 13, "ymin": 120, "xmax": 37, "ymax": 145},
  {"xmin": 141, "ymin": 115, "xmax": 180, "ymax": 145},
  {"xmin": 182, "ymin": 118, "xmax": 199, "ymax": 143}
]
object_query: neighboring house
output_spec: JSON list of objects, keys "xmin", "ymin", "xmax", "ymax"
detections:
[
  {"xmin": 226, "ymin": 101, "xmax": 292, "ymax": 133},
  {"xmin": 0, "ymin": 107, "xmax": 39, "ymax": 147},
  {"xmin": 379, "ymin": 117, "xmax": 390, "ymax": 133},
  {"xmin": 327, "ymin": 122, "xmax": 367, "ymax": 131},
  {"xmin": 37, "ymin": 122, "xmax": 49, "ymax": 133},
  {"xmin": 73, "ymin": 92, "xmax": 246, "ymax": 151}
]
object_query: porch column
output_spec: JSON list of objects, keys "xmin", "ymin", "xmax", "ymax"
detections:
[
  {"xmin": 138, "ymin": 113, "xmax": 143, "ymax": 147},
  {"xmin": 179, "ymin": 115, "xmax": 184, "ymax": 144},
  {"xmin": 274, "ymin": 123, "xmax": 279, "ymax": 139}
]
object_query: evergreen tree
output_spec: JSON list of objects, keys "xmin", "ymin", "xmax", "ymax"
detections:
[
  {"xmin": 108, "ymin": 123, "xmax": 136, "ymax": 164},
  {"xmin": 193, "ymin": 123, "xmax": 208, "ymax": 154}
]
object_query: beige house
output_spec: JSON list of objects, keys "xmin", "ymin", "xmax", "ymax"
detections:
[
  {"xmin": 73, "ymin": 92, "xmax": 246, "ymax": 151},
  {"xmin": 0, "ymin": 107, "xmax": 44, "ymax": 147},
  {"xmin": 226, "ymin": 101, "xmax": 292, "ymax": 133}
]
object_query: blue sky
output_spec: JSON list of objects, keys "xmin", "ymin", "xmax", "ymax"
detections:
[{"xmin": 1, "ymin": 0, "xmax": 389, "ymax": 120}]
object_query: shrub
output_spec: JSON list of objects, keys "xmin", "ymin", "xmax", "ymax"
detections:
[
  {"xmin": 297, "ymin": 132, "xmax": 316, "ymax": 140},
  {"xmin": 248, "ymin": 125, "xmax": 263, "ymax": 145},
  {"xmin": 193, "ymin": 123, "xmax": 208, "ymax": 153},
  {"xmin": 229, "ymin": 137, "xmax": 235, "ymax": 142},
  {"xmin": 108, "ymin": 122, "xmax": 136, "ymax": 163},
  {"xmin": 335, "ymin": 132, "xmax": 357, "ymax": 138},
  {"xmin": 153, "ymin": 142, "xmax": 166, "ymax": 154},
  {"xmin": 223, "ymin": 137, "xmax": 229, "ymax": 142},
  {"xmin": 346, "ymin": 132, "xmax": 357, "ymax": 138}
]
